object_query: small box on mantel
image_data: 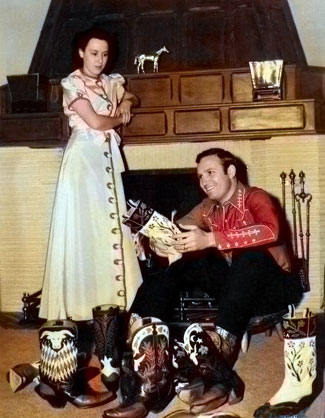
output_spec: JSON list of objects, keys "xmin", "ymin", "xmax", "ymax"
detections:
[{"xmin": 7, "ymin": 73, "xmax": 48, "ymax": 113}]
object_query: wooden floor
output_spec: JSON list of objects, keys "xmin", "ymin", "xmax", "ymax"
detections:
[{"xmin": 0, "ymin": 312, "xmax": 324, "ymax": 418}]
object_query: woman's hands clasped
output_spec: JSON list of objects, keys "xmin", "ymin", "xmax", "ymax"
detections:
[{"xmin": 116, "ymin": 99, "xmax": 133, "ymax": 125}]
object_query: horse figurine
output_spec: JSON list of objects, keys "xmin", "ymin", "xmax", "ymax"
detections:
[{"xmin": 134, "ymin": 46, "xmax": 169, "ymax": 74}]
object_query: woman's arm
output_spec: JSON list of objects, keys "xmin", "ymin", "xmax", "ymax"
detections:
[
  {"xmin": 121, "ymin": 91, "xmax": 139, "ymax": 107},
  {"xmin": 116, "ymin": 91, "xmax": 139, "ymax": 125},
  {"xmin": 71, "ymin": 99, "xmax": 124, "ymax": 131}
]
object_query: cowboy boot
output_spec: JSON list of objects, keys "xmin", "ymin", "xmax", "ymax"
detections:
[
  {"xmin": 35, "ymin": 319, "xmax": 115, "ymax": 408},
  {"xmin": 206, "ymin": 326, "xmax": 239, "ymax": 368},
  {"xmin": 7, "ymin": 351, "xmax": 94, "ymax": 393},
  {"xmin": 92, "ymin": 304, "xmax": 126, "ymax": 392},
  {"xmin": 103, "ymin": 316, "xmax": 173, "ymax": 418},
  {"xmin": 6, "ymin": 361, "xmax": 40, "ymax": 392},
  {"xmin": 254, "ymin": 307, "xmax": 317, "ymax": 417},
  {"xmin": 172, "ymin": 323, "xmax": 244, "ymax": 415}
]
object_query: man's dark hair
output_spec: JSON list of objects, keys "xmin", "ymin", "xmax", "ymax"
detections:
[
  {"xmin": 72, "ymin": 27, "xmax": 117, "ymax": 73},
  {"xmin": 196, "ymin": 148, "xmax": 248, "ymax": 184}
]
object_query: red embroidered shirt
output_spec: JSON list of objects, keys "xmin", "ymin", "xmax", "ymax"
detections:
[{"xmin": 179, "ymin": 182, "xmax": 291, "ymax": 271}]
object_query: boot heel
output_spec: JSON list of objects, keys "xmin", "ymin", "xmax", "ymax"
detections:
[
  {"xmin": 228, "ymin": 373, "xmax": 245, "ymax": 405},
  {"xmin": 35, "ymin": 382, "xmax": 68, "ymax": 408},
  {"xmin": 101, "ymin": 373, "xmax": 120, "ymax": 392},
  {"xmin": 228, "ymin": 388, "xmax": 243, "ymax": 405}
]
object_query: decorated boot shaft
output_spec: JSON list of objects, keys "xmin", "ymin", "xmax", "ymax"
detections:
[
  {"xmin": 122, "ymin": 199, "xmax": 182, "ymax": 264},
  {"xmin": 254, "ymin": 306, "xmax": 317, "ymax": 418},
  {"xmin": 282, "ymin": 306, "xmax": 316, "ymax": 339},
  {"xmin": 172, "ymin": 323, "xmax": 244, "ymax": 413},
  {"xmin": 92, "ymin": 304, "xmax": 125, "ymax": 389},
  {"xmin": 122, "ymin": 317, "xmax": 172, "ymax": 412},
  {"xmin": 280, "ymin": 306, "xmax": 317, "ymax": 392},
  {"xmin": 92, "ymin": 304, "xmax": 121, "ymax": 363},
  {"xmin": 39, "ymin": 319, "xmax": 78, "ymax": 391}
]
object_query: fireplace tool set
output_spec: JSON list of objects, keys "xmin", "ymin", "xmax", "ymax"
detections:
[{"xmin": 280, "ymin": 169, "xmax": 312, "ymax": 293}]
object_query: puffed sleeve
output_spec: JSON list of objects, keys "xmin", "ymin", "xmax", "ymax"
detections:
[
  {"xmin": 61, "ymin": 75, "xmax": 90, "ymax": 110},
  {"xmin": 109, "ymin": 73, "xmax": 126, "ymax": 104}
]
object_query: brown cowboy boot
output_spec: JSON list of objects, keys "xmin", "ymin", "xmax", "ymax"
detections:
[{"xmin": 103, "ymin": 316, "xmax": 173, "ymax": 418}]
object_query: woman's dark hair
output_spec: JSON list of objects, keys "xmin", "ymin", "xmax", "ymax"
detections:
[
  {"xmin": 196, "ymin": 148, "xmax": 248, "ymax": 185},
  {"xmin": 72, "ymin": 27, "xmax": 117, "ymax": 73}
]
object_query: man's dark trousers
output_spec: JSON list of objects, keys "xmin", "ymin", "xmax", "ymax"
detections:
[{"xmin": 131, "ymin": 249, "xmax": 303, "ymax": 336}]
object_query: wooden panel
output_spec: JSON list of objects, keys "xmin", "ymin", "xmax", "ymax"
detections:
[
  {"xmin": 174, "ymin": 109, "xmax": 221, "ymax": 134},
  {"xmin": 0, "ymin": 114, "xmax": 69, "ymax": 143},
  {"xmin": 129, "ymin": 77, "xmax": 172, "ymax": 108},
  {"xmin": 231, "ymin": 1, "xmax": 266, "ymax": 66},
  {"xmin": 231, "ymin": 73, "xmax": 253, "ymax": 102},
  {"xmin": 122, "ymin": 112, "xmax": 167, "ymax": 137},
  {"xmin": 179, "ymin": 74, "xmax": 223, "ymax": 105},
  {"xmin": 300, "ymin": 70, "xmax": 325, "ymax": 100},
  {"xmin": 184, "ymin": 8, "xmax": 227, "ymax": 67},
  {"xmin": 29, "ymin": 0, "xmax": 307, "ymax": 76},
  {"xmin": 230, "ymin": 105, "xmax": 305, "ymax": 131}
]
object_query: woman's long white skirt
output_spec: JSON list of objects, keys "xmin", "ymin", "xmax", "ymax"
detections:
[{"xmin": 39, "ymin": 131, "xmax": 142, "ymax": 321}]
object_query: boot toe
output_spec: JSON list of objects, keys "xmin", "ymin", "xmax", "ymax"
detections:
[
  {"xmin": 103, "ymin": 402, "xmax": 147, "ymax": 418},
  {"xmin": 67, "ymin": 390, "xmax": 116, "ymax": 409},
  {"xmin": 190, "ymin": 383, "xmax": 228, "ymax": 414}
]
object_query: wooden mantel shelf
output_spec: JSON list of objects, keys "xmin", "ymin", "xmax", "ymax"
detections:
[
  {"xmin": 1, "ymin": 66, "xmax": 324, "ymax": 147},
  {"xmin": 0, "ymin": 99, "xmax": 323, "ymax": 148},
  {"xmin": 0, "ymin": 112, "xmax": 69, "ymax": 148},
  {"xmin": 122, "ymin": 98, "xmax": 325, "ymax": 144}
]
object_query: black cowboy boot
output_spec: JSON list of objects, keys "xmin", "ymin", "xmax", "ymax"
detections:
[
  {"xmin": 206, "ymin": 325, "xmax": 240, "ymax": 368},
  {"xmin": 172, "ymin": 323, "xmax": 244, "ymax": 415},
  {"xmin": 103, "ymin": 316, "xmax": 173, "ymax": 418},
  {"xmin": 92, "ymin": 304, "xmax": 126, "ymax": 392},
  {"xmin": 35, "ymin": 319, "xmax": 115, "ymax": 408}
]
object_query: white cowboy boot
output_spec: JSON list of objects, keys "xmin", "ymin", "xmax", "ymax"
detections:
[{"xmin": 254, "ymin": 306, "xmax": 317, "ymax": 417}]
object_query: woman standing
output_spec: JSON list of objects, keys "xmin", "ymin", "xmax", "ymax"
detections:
[{"xmin": 39, "ymin": 28, "xmax": 142, "ymax": 321}]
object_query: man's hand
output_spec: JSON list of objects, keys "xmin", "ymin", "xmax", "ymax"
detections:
[
  {"xmin": 149, "ymin": 238, "xmax": 178, "ymax": 258},
  {"xmin": 172, "ymin": 224, "xmax": 215, "ymax": 253}
]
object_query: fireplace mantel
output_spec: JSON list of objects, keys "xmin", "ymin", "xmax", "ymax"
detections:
[{"xmin": 1, "ymin": 65, "xmax": 324, "ymax": 147}]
